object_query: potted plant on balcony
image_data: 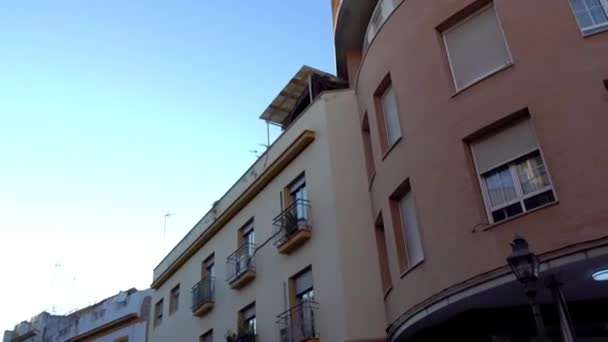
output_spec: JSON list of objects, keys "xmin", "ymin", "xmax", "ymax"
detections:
[{"xmin": 224, "ymin": 322, "xmax": 254, "ymax": 342}]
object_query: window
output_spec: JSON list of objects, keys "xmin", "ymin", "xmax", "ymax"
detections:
[
  {"xmin": 169, "ymin": 284, "xmax": 180, "ymax": 314},
  {"xmin": 390, "ymin": 180, "xmax": 424, "ymax": 272},
  {"xmin": 289, "ymin": 175, "xmax": 308, "ymax": 220},
  {"xmin": 241, "ymin": 220, "xmax": 255, "ymax": 254},
  {"xmin": 154, "ymin": 299, "xmax": 163, "ymax": 327},
  {"xmin": 200, "ymin": 330, "xmax": 213, "ymax": 342},
  {"xmin": 569, "ymin": 0, "xmax": 608, "ymax": 34},
  {"xmin": 374, "ymin": 214, "xmax": 392, "ymax": 293},
  {"xmin": 482, "ymin": 151, "xmax": 555, "ymax": 222},
  {"xmin": 380, "ymin": 85, "xmax": 402, "ymax": 147},
  {"xmin": 289, "ymin": 267, "xmax": 316, "ymax": 340},
  {"xmin": 443, "ymin": 4, "xmax": 512, "ymax": 90},
  {"xmin": 362, "ymin": 113, "xmax": 376, "ymax": 180},
  {"xmin": 240, "ymin": 303, "xmax": 256, "ymax": 335},
  {"xmin": 203, "ymin": 254, "xmax": 214, "ymax": 279},
  {"xmin": 398, "ymin": 191, "xmax": 424, "ymax": 267},
  {"xmin": 293, "ymin": 268, "xmax": 314, "ymax": 304},
  {"xmin": 234, "ymin": 220, "xmax": 255, "ymax": 278},
  {"xmin": 470, "ymin": 117, "xmax": 556, "ymax": 223}
]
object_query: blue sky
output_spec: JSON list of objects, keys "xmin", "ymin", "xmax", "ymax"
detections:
[{"xmin": 0, "ymin": 0, "xmax": 335, "ymax": 330}]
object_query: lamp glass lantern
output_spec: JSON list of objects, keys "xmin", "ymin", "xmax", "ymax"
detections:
[{"xmin": 507, "ymin": 235, "xmax": 540, "ymax": 284}]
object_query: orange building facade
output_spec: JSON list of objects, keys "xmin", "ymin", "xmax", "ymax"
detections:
[{"xmin": 332, "ymin": 0, "xmax": 608, "ymax": 340}]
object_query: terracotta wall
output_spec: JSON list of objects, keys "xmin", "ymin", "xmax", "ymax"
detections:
[{"xmin": 353, "ymin": 0, "xmax": 608, "ymax": 328}]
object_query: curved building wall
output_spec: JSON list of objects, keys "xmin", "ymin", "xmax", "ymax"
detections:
[{"xmin": 338, "ymin": 0, "xmax": 608, "ymax": 338}]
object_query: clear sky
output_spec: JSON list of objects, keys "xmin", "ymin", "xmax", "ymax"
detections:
[{"xmin": 0, "ymin": 0, "xmax": 335, "ymax": 331}]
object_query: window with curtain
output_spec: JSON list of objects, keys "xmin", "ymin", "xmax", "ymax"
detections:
[
  {"xmin": 569, "ymin": 0, "xmax": 608, "ymax": 34},
  {"xmin": 381, "ymin": 85, "xmax": 402, "ymax": 147},
  {"xmin": 471, "ymin": 117, "xmax": 556, "ymax": 223},
  {"xmin": 443, "ymin": 4, "xmax": 512, "ymax": 90}
]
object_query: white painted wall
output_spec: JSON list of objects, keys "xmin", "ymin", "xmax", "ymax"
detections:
[
  {"xmin": 148, "ymin": 89, "xmax": 387, "ymax": 342},
  {"xmin": 3, "ymin": 289, "xmax": 152, "ymax": 342}
]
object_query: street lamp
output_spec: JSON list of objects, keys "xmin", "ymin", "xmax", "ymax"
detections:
[
  {"xmin": 507, "ymin": 234, "xmax": 540, "ymax": 284},
  {"xmin": 507, "ymin": 234, "xmax": 548, "ymax": 341}
]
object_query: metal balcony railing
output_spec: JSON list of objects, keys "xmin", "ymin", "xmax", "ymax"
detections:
[
  {"xmin": 191, "ymin": 277, "xmax": 214, "ymax": 312},
  {"xmin": 273, "ymin": 199, "xmax": 312, "ymax": 247},
  {"xmin": 277, "ymin": 300, "xmax": 319, "ymax": 342},
  {"xmin": 226, "ymin": 243, "xmax": 256, "ymax": 284},
  {"xmin": 363, "ymin": 0, "xmax": 398, "ymax": 51}
]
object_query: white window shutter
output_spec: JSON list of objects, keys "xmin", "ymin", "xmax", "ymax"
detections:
[
  {"xmin": 381, "ymin": 85, "xmax": 402, "ymax": 145},
  {"xmin": 399, "ymin": 192, "xmax": 424, "ymax": 266},
  {"xmin": 444, "ymin": 5, "xmax": 512, "ymax": 90}
]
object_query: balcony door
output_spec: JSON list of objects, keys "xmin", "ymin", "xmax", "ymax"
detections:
[
  {"xmin": 289, "ymin": 176, "xmax": 307, "ymax": 221},
  {"xmin": 292, "ymin": 268, "xmax": 315, "ymax": 340},
  {"xmin": 237, "ymin": 222, "xmax": 255, "ymax": 275}
]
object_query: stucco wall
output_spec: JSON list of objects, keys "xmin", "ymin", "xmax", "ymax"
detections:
[
  {"xmin": 148, "ymin": 90, "xmax": 386, "ymax": 342},
  {"xmin": 352, "ymin": 0, "xmax": 608, "ymax": 331}
]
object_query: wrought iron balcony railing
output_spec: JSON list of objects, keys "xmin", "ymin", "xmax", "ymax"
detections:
[
  {"xmin": 277, "ymin": 300, "xmax": 319, "ymax": 342},
  {"xmin": 191, "ymin": 277, "xmax": 215, "ymax": 316},
  {"xmin": 226, "ymin": 243, "xmax": 256, "ymax": 289},
  {"xmin": 273, "ymin": 199, "xmax": 312, "ymax": 253}
]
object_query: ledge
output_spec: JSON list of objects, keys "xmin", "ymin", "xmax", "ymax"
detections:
[
  {"xmin": 277, "ymin": 229, "xmax": 312, "ymax": 255},
  {"xmin": 400, "ymin": 260, "xmax": 424, "ymax": 279},
  {"xmin": 381, "ymin": 137, "xmax": 402, "ymax": 161},
  {"xmin": 229, "ymin": 270, "xmax": 256, "ymax": 290},
  {"xmin": 193, "ymin": 302, "xmax": 214, "ymax": 317},
  {"xmin": 582, "ymin": 24, "xmax": 608, "ymax": 38},
  {"xmin": 451, "ymin": 63, "xmax": 514, "ymax": 98},
  {"xmin": 482, "ymin": 201, "xmax": 559, "ymax": 232}
]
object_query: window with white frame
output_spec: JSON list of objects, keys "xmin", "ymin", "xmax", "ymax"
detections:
[
  {"xmin": 569, "ymin": 0, "xmax": 608, "ymax": 34},
  {"xmin": 471, "ymin": 117, "xmax": 556, "ymax": 223},
  {"xmin": 381, "ymin": 85, "xmax": 402, "ymax": 146},
  {"xmin": 443, "ymin": 4, "xmax": 512, "ymax": 90}
]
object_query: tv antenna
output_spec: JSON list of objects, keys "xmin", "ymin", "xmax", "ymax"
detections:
[{"xmin": 163, "ymin": 212, "xmax": 175, "ymax": 241}]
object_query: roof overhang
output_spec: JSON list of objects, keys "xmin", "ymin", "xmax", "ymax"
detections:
[
  {"xmin": 259, "ymin": 66, "xmax": 342, "ymax": 126},
  {"xmin": 333, "ymin": 0, "xmax": 378, "ymax": 80}
]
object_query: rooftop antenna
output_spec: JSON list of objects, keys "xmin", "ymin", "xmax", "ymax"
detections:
[
  {"xmin": 50, "ymin": 262, "xmax": 61, "ymax": 314},
  {"xmin": 163, "ymin": 212, "xmax": 175, "ymax": 241}
]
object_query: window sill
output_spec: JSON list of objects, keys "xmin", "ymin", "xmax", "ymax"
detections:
[
  {"xmin": 382, "ymin": 137, "xmax": 402, "ymax": 161},
  {"xmin": 400, "ymin": 260, "xmax": 424, "ymax": 279},
  {"xmin": 451, "ymin": 62, "xmax": 514, "ymax": 98},
  {"xmin": 582, "ymin": 24, "xmax": 608, "ymax": 38},
  {"xmin": 383, "ymin": 286, "xmax": 393, "ymax": 300},
  {"xmin": 482, "ymin": 200, "xmax": 559, "ymax": 232}
]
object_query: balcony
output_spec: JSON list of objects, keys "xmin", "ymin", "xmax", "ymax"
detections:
[
  {"xmin": 363, "ymin": 0, "xmax": 398, "ymax": 51},
  {"xmin": 277, "ymin": 301, "xmax": 319, "ymax": 342},
  {"xmin": 273, "ymin": 199, "xmax": 312, "ymax": 255},
  {"xmin": 226, "ymin": 243, "xmax": 256, "ymax": 290},
  {"xmin": 191, "ymin": 277, "xmax": 214, "ymax": 317}
]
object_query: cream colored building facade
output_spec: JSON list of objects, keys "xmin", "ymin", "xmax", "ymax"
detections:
[{"xmin": 148, "ymin": 67, "xmax": 387, "ymax": 342}]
